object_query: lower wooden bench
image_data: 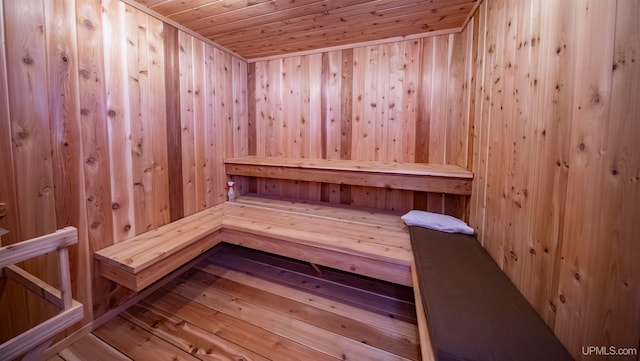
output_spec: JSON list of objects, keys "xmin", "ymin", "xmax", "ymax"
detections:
[
  {"xmin": 95, "ymin": 205, "xmax": 224, "ymax": 291},
  {"xmin": 223, "ymin": 196, "xmax": 413, "ymax": 286},
  {"xmin": 95, "ymin": 195, "xmax": 413, "ymax": 292}
]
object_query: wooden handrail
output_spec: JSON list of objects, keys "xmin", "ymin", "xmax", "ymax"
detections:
[
  {"xmin": 0, "ymin": 227, "xmax": 77, "ymax": 268},
  {"xmin": 0, "ymin": 227, "xmax": 84, "ymax": 361}
]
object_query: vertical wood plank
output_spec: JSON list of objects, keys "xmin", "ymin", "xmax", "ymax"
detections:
[
  {"xmin": 221, "ymin": 52, "xmax": 234, "ymax": 160},
  {"xmin": 75, "ymin": 0, "xmax": 117, "ymax": 316},
  {"xmin": 103, "ymin": 0, "xmax": 134, "ymax": 242},
  {"xmin": 445, "ymin": 32, "xmax": 467, "ymax": 168},
  {"xmin": 339, "ymin": 49, "xmax": 353, "ymax": 205},
  {"xmin": 191, "ymin": 39, "xmax": 206, "ymax": 210},
  {"xmin": 0, "ymin": 0, "xmax": 28, "ymax": 343},
  {"xmin": 469, "ymin": 0, "xmax": 487, "ymax": 238},
  {"xmin": 402, "ymin": 40, "xmax": 420, "ymax": 164},
  {"xmin": 147, "ymin": 15, "xmax": 170, "ymax": 227},
  {"xmin": 232, "ymin": 57, "xmax": 249, "ymax": 195},
  {"xmin": 0, "ymin": 0, "xmax": 19, "ymax": 245},
  {"xmin": 340, "ymin": 49, "xmax": 353, "ymax": 162},
  {"xmin": 5, "ymin": 0, "xmax": 61, "ymax": 330},
  {"xmin": 247, "ymin": 63, "xmax": 257, "ymax": 157},
  {"xmin": 427, "ymin": 36, "xmax": 448, "ymax": 213},
  {"xmin": 126, "ymin": 7, "xmax": 170, "ymax": 232},
  {"xmin": 480, "ymin": 0, "xmax": 507, "ymax": 265},
  {"xmin": 555, "ymin": 0, "xmax": 639, "ymax": 357},
  {"xmin": 247, "ymin": 62, "xmax": 258, "ymax": 193},
  {"xmin": 320, "ymin": 52, "xmax": 329, "ymax": 160},
  {"xmin": 415, "ymin": 38, "xmax": 430, "ymax": 165},
  {"xmin": 179, "ymin": 32, "xmax": 196, "ymax": 216},
  {"xmin": 204, "ymin": 46, "xmax": 225, "ymax": 205},
  {"xmin": 5, "ymin": 0, "xmax": 57, "ymax": 241},
  {"xmin": 45, "ymin": 0, "xmax": 93, "ymax": 326},
  {"xmin": 163, "ymin": 23, "xmax": 183, "ymax": 221},
  {"xmin": 496, "ymin": 0, "xmax": 519, "ymax": 285},
  {"xmin": 307, "ymin": 53, "xmax": 323, "ymax": 201}
]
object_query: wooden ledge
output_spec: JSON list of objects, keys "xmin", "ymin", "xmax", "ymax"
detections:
[{"xmin": 225, "ymin": 156, "xmax": 473, "ymax": 195}]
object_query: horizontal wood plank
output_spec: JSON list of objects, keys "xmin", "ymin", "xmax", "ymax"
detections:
[
  {"xmin": 225, "ymin": 156, "xmax": 472, "ymax": 195},
  {"xmin": 0, "ymin": 227, "xmax": 77, "ymax": 268},
  {"xmin": 167, "ymin": 277, "xmax": 412, "ymax": 361},
  {"xmin": 221, "ymin": 228, "xmax": 412, "ymax": 286},
  {"xmin": 92, "ymin": 316, "xmax": 201, "ymax": 361},
  {"xmin": 4, "ymin": 265, "xmax": 64, "ymax": 309},
  {"xmin": 98, "ymin": 231, "xmax": 223, "ymax": 291},
  {"xmin": 58, "ymin": 333, "xmax": 132, "ymax": 361},
  {"xmin": 95, "ymin": 206, "xmax": 223, "ymax": 273},
  {"xmin": 197, "ymin": 261, "xmax": 418, "ymax": 340},
  {"xmin": 0, "ymin": 302, "xmax": 83, "ymax": 361}
]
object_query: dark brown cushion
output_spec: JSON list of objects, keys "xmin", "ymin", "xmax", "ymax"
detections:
[{"xmin": 409, "ymin": 226, "xmax": 573, "ymax": 361}]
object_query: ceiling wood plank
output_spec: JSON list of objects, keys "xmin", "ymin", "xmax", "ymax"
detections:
[
  {"xmin": 236, "ymin": 18, "xmax": 466, "ymax": 59},
  {"xmin": 184, "ymin": 0, "xmax": 371, "ymax": 32},
  {"xmin": 211, "ymin": 1, "xmax": 473, "ymax": 45},
  {"xmin": 132, "ymin": 0, "xmax": 479, "ymax": 59}
]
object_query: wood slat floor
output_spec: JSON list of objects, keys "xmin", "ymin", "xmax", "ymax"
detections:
[{"xmin": 51, "ymin": 244, "xmax": 420, "ymax": 361}]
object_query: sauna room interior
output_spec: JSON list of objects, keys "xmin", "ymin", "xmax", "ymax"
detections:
[{"xmin": 0, "ymin": 0, "xmax": 638, "ymax": 360}]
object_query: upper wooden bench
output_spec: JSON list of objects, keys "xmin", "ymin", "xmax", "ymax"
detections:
[
  {"xmin": 225, "ymin": 156, "xmax": 473, "ymax": 195},
  {"xmin": 95, "ymin": 195, "xmax": 412, "ymax": 292}
]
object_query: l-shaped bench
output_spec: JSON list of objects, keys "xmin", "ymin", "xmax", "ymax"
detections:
[
  {"xmin": 95, "ymin": 194, "xmax": 573, "ymax": 361},
  {"xmin": 95, "ymin": 195, "xmax": 413, "ymax": 292},
  {"xmin": 95, "ymin": 156, "xmax": 572, "ymax": 360}
]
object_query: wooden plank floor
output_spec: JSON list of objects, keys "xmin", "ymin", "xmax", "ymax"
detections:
[{"xmin": 52, "ymin": 244, "xmax": 420, "ymax": 361}]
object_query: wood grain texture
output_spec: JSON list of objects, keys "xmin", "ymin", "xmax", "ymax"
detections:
[
  {"xmin": 4, "ymin": 0, "xmax": 61, "ymax": 336},
  {"xmin": 103, "ymin": 0, "xmax": 135, "ymax": 243},
  {"xmin": 469, "ymin": 0, "xmax": 640, "ymax": 359},
  {"xmin": 203, "ymin": 44, "xmax": 223, "ymax": 206},
  {"xmin": 137, "ymin": 0, "xmax": 479, "ymax": 59},
  {"xmin": 0, "ymin": 0, "xmax": 27, "ymax": 343},
  {"xmin": 249, "ymin": 37, "xmax": 475, "ymax": 215},
  {"xmin": 555, "ymin": 0, "xmax": 640, "ymax": 358},
  {"xmin": 56, "ymin": 252, "xmax": 419, "ymax": 360},
  {"xmin": 76, "ymin": 0, "xmax": 119, "ymax": 319},
  {"xmin": 163, "ymin": 23, "xmax": 183, "ymax": 222},
  {"xmin": 0, "ymin": 0, "xmax": 247, "ymax": 341}
]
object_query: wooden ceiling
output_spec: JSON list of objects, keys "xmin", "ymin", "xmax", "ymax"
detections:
[{"xmin": 132, "ymin": 0, "xmax": 479, "ymax": 60}]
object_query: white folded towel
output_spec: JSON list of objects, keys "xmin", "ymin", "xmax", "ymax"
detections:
[{"xmin": 401, "ymin": 210, "xmax": 474, "ymax": 235}]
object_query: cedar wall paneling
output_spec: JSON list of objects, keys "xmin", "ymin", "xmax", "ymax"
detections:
[
  {"xmin": 0, "ymin": 0, "xmax": 246, "ymax": 341},
  {"xmin": 469, "ymin": 0, "xmax": 640, "ymax": 359},
  {"xmin": 247, "ymin": 29, "xmax": 475, "ymax": 216}
]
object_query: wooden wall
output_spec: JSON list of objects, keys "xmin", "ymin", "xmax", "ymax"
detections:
[
  {"xmin": 0, "ymin": 0, "xmax": 246, "ymax": 341},
  {"xmin": 1, "ymin": 0, "xmax": 637, "ymax": 358},
  {"xmin": 246, "ymin": 28, "xmax": 475, "ymax": 216},
  {"xmin": 468, "ymin": 0, "xmax": 640, "ymax": 359}
]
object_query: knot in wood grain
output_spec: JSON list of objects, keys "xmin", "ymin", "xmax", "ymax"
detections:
[{"xmin": 79, "ymin": 69, "xmax": 90, "ymax": 79}]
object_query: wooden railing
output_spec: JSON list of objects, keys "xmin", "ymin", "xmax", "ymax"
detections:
[{"xmin": 0, "ymin": 227, "xmax": 84, "ymax": 361}]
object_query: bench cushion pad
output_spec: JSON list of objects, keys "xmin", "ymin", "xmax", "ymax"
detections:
[{"xmin": 409, "ymin": 226, "xmax": 573, "ymax": 361}]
